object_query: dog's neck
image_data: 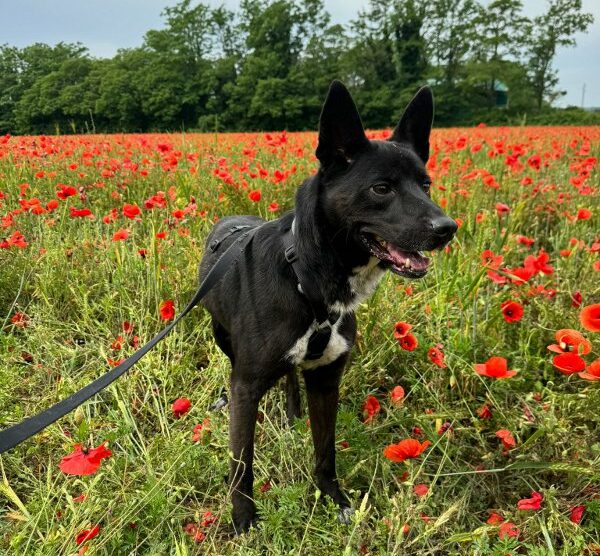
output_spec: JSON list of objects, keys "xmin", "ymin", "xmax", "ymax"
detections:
[{"xmin": 292, "ymin": 176, "xmax": 385, "ymax": 313}]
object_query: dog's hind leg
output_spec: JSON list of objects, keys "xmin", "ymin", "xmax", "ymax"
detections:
[
  {"xmin": 284, "ymin": 369, "xmax": 302, "ymax": 425},
  {"xmin": 303, "ymin": 357, "xmax": 351, "ymax": 520}
]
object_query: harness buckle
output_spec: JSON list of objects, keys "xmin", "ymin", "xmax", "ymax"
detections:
[{"xmin": 284, "ymin": 245, "xmax": 298, "ymax": 263}]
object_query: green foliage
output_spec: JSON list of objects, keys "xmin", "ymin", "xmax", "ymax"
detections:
[{"xmin": 0, "ymin": 0, "xmax": 595, "ymax": 134}]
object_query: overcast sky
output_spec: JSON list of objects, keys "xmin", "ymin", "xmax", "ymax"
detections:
[{"xmin": 1, "ymin": 0, "xmax": 599, "ymax": 108}]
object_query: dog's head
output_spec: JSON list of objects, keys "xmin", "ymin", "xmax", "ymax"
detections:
[{"xmin": 315, "ymin": 80, "xmax": 457, "ymax": 279}]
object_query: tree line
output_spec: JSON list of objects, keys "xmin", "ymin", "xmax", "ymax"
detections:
[{"xmin": 0, "ymin": 0, "xmax": 595, "ymax": 135}]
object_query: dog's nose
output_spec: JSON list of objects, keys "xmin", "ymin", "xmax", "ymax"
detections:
[{"xmin": 431, "ymin": 216, "xmax": 458, "ymax": 237}]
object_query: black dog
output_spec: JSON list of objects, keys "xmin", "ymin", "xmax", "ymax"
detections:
[{"xmin": 198, "ymin": 81, "xmax": 457, "ymax": 533}]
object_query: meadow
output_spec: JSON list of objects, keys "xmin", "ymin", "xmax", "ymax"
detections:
[{"xmin": 0, "ymin": 126, "xmax": 599, "ymax": 555}]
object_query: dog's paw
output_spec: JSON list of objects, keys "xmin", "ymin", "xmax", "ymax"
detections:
[
  {"xmin": 232, "ymin": 513, "xmax": 258, "ymax": 535},
  {"xmin": 337, "ymin": 506, "xmax": 355, "ymax": 525},
  {"xmin": 209, "ymin": 392, "xmax": 228, "ymax": 411}
]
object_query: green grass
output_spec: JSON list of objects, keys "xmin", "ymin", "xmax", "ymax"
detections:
[{"xmin": 0, "ymin": 128, "xmax": 599, "ymax": 555}]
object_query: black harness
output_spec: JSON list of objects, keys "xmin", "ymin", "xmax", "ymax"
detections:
[
  {"xmin": 0, "ymin": 220, "xmax": 337, "ymax": 454},
  {"xmin": 282, "ymin": 223, "xmax": 340, "ymax": 360}
]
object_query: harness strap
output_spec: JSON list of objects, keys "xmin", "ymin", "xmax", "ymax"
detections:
[
  {"xmin": 0, "ymin": 225, "xmax": 259, "ymax": 455},
  {"xmin": 283, "ymin": 225, "xmax": 339, "ymax": 360}
]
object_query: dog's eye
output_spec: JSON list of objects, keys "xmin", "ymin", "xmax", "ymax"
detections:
[
  {"xmin": 423, "ymin": 181, "xmax": 432, "ymax": 195},
  {"xmin": 371, "ymin": 183, "xmax": 392, "ymax": 196}
]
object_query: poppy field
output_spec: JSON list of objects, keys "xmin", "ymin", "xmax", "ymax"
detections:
[{"xmin": 1, "ymin": 126, "xmax": 599, "ymax": 555}]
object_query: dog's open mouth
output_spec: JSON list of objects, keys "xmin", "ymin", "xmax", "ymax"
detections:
[{"xmin": 360, "ymin": 234, "xmax": 430, "ymax": 278}]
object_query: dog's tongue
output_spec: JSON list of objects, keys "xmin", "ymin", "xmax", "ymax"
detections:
[{"xmin": 387, "ymin": 244, "xmax": 430, "ymax": 271}]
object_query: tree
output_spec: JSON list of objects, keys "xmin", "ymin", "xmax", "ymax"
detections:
[{"xmin": 525, "ymin": 0, "xmax": 593, "ymax": 109}]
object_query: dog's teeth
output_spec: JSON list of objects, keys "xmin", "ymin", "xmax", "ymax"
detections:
[{"xmin": 381, "ymin": 240, "xmax": 387, "ymax": 248}]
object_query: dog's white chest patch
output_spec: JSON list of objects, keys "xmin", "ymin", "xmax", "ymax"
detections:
[
  {"xmin": 285, "ymin": 318, "xmax": 349, "ymax": 370},
  {"xmin": 285, "ymin": 258, "xmax": 385, "ymax": 369},
  {"xmin": 331, "ymin": 257, "xmax": 386, "ymax": 315}
]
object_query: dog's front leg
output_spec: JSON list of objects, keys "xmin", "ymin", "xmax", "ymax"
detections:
[
  {"xmin": 229, "ymin": 376, "xmax": 266, "ymax": 534},
  {"xmin": 303, "ymin": 357, "xmax": 351, "ymax": 520}
]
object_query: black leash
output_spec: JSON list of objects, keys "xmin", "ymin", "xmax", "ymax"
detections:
[{"xmin": 0, "ymin": 225, "xmax": 257, "ymax": 455}]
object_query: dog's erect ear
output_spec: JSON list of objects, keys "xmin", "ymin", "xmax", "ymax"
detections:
[
  {"xmin": 316, "ymin": 80, "xmax": 369, "ymax": 168},
  {"xmin": 389, "ymin": 87, "xmax": 434, "ymax": 163}
]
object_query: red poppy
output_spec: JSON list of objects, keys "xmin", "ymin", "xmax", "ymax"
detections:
[
  {"xmin": 59, "ymin": 443, "xmax": 112, "ymax": 476},
  {"xmin": 495, "ymin": 429, "xmax": 516, "ymax": 451},
  {"xmin": 11, "ymin": 312, "xmax": 29, "ymax": 328},
  {"xmin": 500, "ymin": 300, "xmax": 523, "ymax": 323},
  {"xmin": 577, "ymin": 208, "xmax": 592, "ymax": 220},
  {"xmin": 498, "ymin": 521, "xmax": 520, "ymax": 539},
  {"xmin": 122, "ymin": 321, "xmax": 134, "ymax": 334},
  {"xmin": 477, "ymin": 404, "xmax": 492, "ymax": 419},
  {"xmin": 183, "ymin": 522, "xmax": 205, "ymax": 542},
  {"xmin": 159, "ymin": 300, "xmax": 175, "ymax": 321},
  {"xmin": 112, "ymin": 228, "xmax": 129, "ymax": 242},
  {"xmin": 363, "ymin": 395, "xmax": 381, "ymax": 423},
  {"xmin": 580, "ymin": 303, "xmax": 600, "ymax": 332},
  {"xmin": 571, "ymin": 291, "xmax": 583, "ymax": 308},
  {"xmin": 248, "ymin": 189, "xmax": 261, "ymax": 202},
  {"xmin": 399, "ymin": 333, "xmax": 418, "ymax": 351},
  {"xmin": 553, "ymin": 352, "xmax": 586, "ymax": 375},
  {"xmin": 579, "ymin": 358, "xmax": 600, "ymax": 381},
  {"xmin": 192, "ymin": 418, "xmax": 211, "ymax": 443},
  {"xmin": 474, "ymin": 356, "xmax": 517, "ymax": 379},
  {"xmin": 570, "ymin": 504, "xmax": 585, "ymax": 524},
  {"xmin": 547, "ymin": 329, "xmax": 592, "ymax": 355},
  {"xmin": 413, "ymin": 483, "xmax": 429, "ymax": 497},
  {"xmin": 383, "ymin": 439, "xmax": 431, "ymax": 463},
  {"xmin": 427, "ymin": 345, "xmax": 446, "ymax": 368},
  {"xmin": 524, "ymin": 249, "xmax": 553, "ymax": 276},
  {"xmin": 172, "ymin": 397, "xmax": 191, "ymax": 418},
  {"xmin": 517, "ymin": 490, "xmax": 543, "ymax": 511},
  {"xmin": 122, "ymin": 203, "xmax": 141, "ymax": 219},
  {"xmin": 495, "ymin": 202, "xmax": 510, "ymax": 216},
  {"xmin": 486, "ymin": 511, "xmax": 504, "ymax": 525},
  {"xmin": 75, "ymin": 524, "xmax": 101, "ymax": 545},
  {"xmin": 389, "ymin": 385, "xmax": 405, "ymax": 406},
  {"xmin": 393, "ymin": 321, "xmax": 412, "ymax": 339}
]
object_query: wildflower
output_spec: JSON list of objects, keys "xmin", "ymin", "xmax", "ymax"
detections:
[
  {"xmin": 474, "ymin": 357, "xmax": 517, "ymax": 379},
  {"xmin": 59, "ymin": 443, "xmax": 112, "ymax": 476},
  {"xmin": 477, "ymin": 404, "xmax": 492, "ymax": 419},
  {"xmin": 122, "ymin": 203, "xmax": 141, "ymax": 219},
  {"xmin": 498, "ymin": 521, "xmax": 520, "ymax": 539},
  {"xmin": 486, "ymin": 512, "xmax": 504, "ymax": 525},
  {"xmin": 383, "ymin": 439, "xmax": 431, "ymax": 463},
  {"xmin": 363, "ymin": 395, "xmax": 381, "ymax": 423},
  {"xmin": 500, "ymin": 300, "xmax": 523, "ymax": 323},
  {"xmin": 547, "ymin": 329, "xmax": 591, "ymax": 355},
  {"xmin": 580, "ymin": 303, "xmax": 600, "ymax": 332},
  {"xmin": 570, "ymin": 505, "xmax": 585, "ymax": 524},
  {"xmin": 172, "ymin": 397, "xmax": 191, "ymax": 418},
  {"xmin": 75, "ymin": 524, "xmax": 101, "ymax": 545},
  {"xmin": 399, "ymin": 333, "xmax": 418, "ymax": 351},
  {"xmin": 192, "ymin": 418, "xmax": 211, "ymax": 442},
  {"xmin": 413, "ymin": 484, "xmax": 429, "ymax": 497},
  {"xmin": 517, "ymin": 491, "xmax": 543, "ymax": 511},
  {"xmin": 389, "ymin": 385, "xmax": 405, "ymax": 406},
  {"xmin": 427, "ymin": 345, "xmax": 446, "ymax": 368},
  {"xmin": 393, "ymin": 321, "xmax": 412, "ymax": 339},
  {"xmin": 159, "ymin": 300, "xmax": 175, "ymax": 321},
  {"xmin": 495, "ymin": 202, "xmax": 510, "ymax": 216},
  {"xmin": 248, "ymin": 189, "xmax": 261, "ymax": 202},
  {"xmin": 495, "ymin": 429, "xmax": 516, "ymax": 452},
  {"xmin": 552, "ymin": 353, "xmax": 586, "ymax": 375},
  {"xmin": 11, "ymin": 312, "xmax": 29, "ymax": 328},
  {"xmin": 579, "ymin": 358, "xmax": 600, "ymax": 381}
]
